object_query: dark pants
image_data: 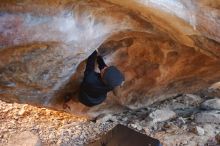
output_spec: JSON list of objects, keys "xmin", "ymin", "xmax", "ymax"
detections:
[{"xmin": 84, "ymin": 51, "xmax": 107, "ymax": 76}]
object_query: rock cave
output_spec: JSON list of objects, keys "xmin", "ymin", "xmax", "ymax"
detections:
[{"xmin": 0, "ymin": 0, "xmax": 220, "ymax": 145}]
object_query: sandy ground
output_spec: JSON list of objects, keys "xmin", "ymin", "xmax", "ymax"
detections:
[{"xmin": 0, "ymin": 94, "xmax": 220, "ymax": 146}]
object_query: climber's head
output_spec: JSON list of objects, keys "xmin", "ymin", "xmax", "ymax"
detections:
[{"xmin": 101, "ymin": 66, "xmax": 124, "ymax": 89}]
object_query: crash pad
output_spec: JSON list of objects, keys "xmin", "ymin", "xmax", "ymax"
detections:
[{"xmin": 88, "ymin": 124, "xmax": 161, "ymax": 146}]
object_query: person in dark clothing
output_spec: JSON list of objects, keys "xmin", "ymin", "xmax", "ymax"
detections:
[{"xmin": 79, "ymin": 50, "xmax": 124, "ymax": 107}]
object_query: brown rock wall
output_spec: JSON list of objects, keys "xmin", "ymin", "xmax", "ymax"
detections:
[{"xmin": 0, "ymin": 0, "xmax": 220, "ymax": 117}]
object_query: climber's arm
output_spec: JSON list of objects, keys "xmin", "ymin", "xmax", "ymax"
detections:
[
  {"xmin": 97, "ymin": 55, "xmax": 107, "ymax": 71},
  {"xmin": 84, "ymin": 51, "xmax": 97, "ymax": 76}
]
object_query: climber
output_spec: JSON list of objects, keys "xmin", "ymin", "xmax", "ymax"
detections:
[{"xmin": 78, "ymin": 50, "xmax": 125, "ymax": 107}]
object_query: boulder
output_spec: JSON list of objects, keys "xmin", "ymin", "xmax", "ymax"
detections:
[
  {"xmin": 185, "ymin": 94, "xmax": 202, "ymax": 105},
  {"xmin": 148, "ymin": 109, "xmax": 176, "ymax": 123},
  {"xmin": 195, "ymin": 111, "xmax": 220, "ymax": 124},
  {"xmin": 191, "ymin": 126, "xmax": 205, "ymax": 136},
  {"xmin": 0, "ymin": 0, "xmax": 220, "ymax": 117},
  {"xmin": 201, "ymin": 98, "xmax": 220, "ymax": 110}
]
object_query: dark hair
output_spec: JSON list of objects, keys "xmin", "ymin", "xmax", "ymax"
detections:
[{"xmin": 103, "ymin": 66, "xmax": 124, "ymax": 88}]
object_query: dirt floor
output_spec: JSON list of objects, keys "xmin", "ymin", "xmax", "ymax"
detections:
[{"xmin": 0, "ymin": 94, "xmax": 220, "ymax": 146}]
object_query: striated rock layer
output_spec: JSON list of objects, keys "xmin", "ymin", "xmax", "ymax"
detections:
[{"xmin": 0, "ymin": 0, "xmax": 220, "ymax": 117}]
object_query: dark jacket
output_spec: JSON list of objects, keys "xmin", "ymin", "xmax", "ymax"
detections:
[{"xmin": 79, "ymin": 51, "xmax": 112, "ymax": 106}]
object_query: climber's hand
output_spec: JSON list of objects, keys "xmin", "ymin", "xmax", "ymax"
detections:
[{"xmin": 95, "ymin": 49, "xmax": 100, "ymax": 55}]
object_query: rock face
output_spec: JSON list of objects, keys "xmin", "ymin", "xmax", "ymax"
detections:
[
  {"xmin": 6, "ymin": 131, "xmax": 41, "ymax": 146},
  {"xmin": 195, "ymin": 111, "xmax": 220, "ymax": 124},
  {"xmin": 148, "ymin": 109, "xmax": 176, "ymax": 123},
  {"xmin": 191, "ymin": 126, "xmax": 205, "ymax": 136},
  {"xmin": 201, "ymin": 98, "xmax": 220, "ymax": 110},
  {"xmin": 1, "ymin": 94, "xmax": 220, "ymax": 146},
  {"xmin": 0, "ymin": 0, "xmax": 220, "ymax": 117}
]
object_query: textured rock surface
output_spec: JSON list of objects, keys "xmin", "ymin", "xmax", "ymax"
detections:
[
  {"xmin": 1, "ymin": 94, "xmax": 220, "ymax": 146},
  {"xmin": 148, "ymin": 109, "xmax": 176, "ymax": 123},
  {"xmin": 6, "ymin": 131, "xmax": 42, "ymax": 146},
  {"xmin": 201, "ymin": 98, "xmax": 220, "ymax": 110},
  {"xmin": 195, "ymin": 111, "xmax": 220, "ymax": 124},
  {"xmin": 0, "ymin": 0, "xmax": 220, "ymax": 117},
  {"xmin": 191, "ymin": 126, "xmax": 205, "ymax": 136}
]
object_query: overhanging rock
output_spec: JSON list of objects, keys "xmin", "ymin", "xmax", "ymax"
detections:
[{"xmin": 0, "ymin": 0, "xmax": 220, "ymax": 117}]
